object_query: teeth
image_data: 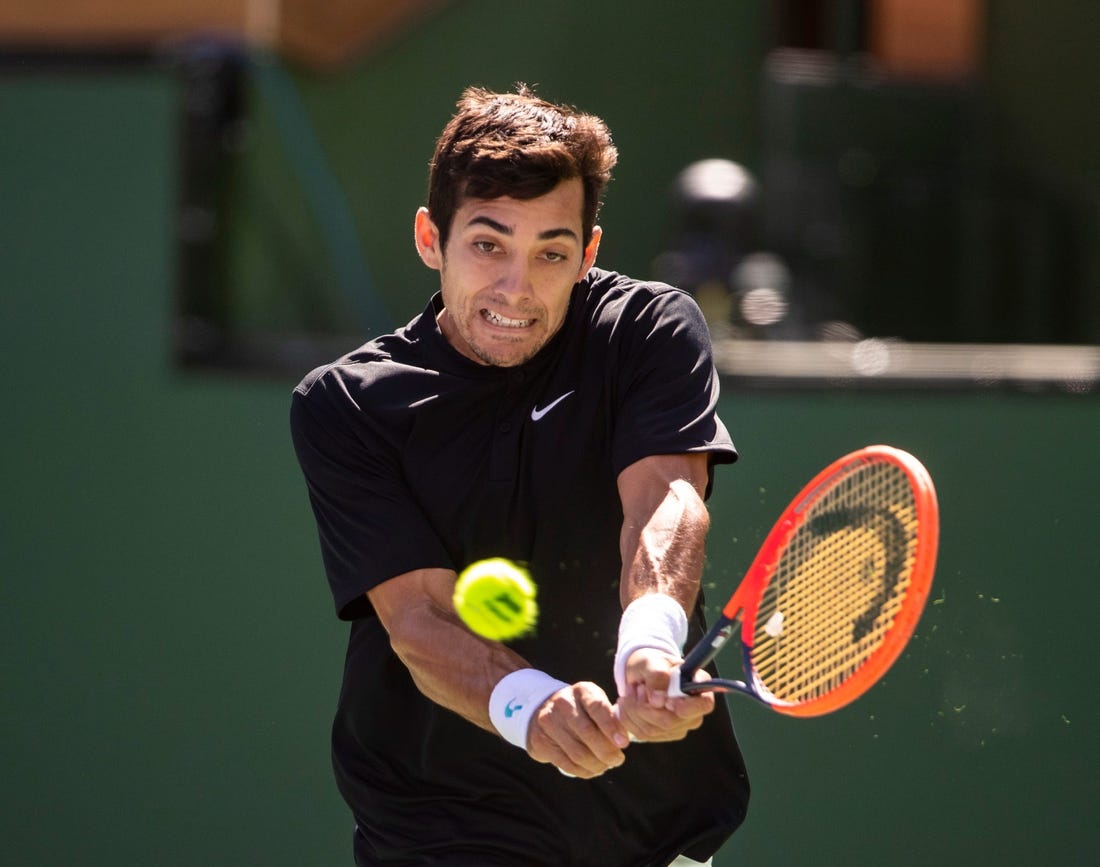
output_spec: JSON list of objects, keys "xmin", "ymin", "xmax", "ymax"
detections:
[{"xmin": 483, "ymin": 309, "xmax": 534, "ymax": 328}]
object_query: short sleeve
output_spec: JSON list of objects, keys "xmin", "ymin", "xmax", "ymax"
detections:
[
  {"xmin": 609, "ymin": 288, "xmax": 736, "ymax": 484},
  {"xmin": 290, "ymin": 371, "xmax": 453, "ymax": 619}
]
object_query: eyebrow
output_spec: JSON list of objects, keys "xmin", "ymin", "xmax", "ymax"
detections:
[{"xmin": 466, "ymin": 215, "xmax": 579, "ymax": 242}]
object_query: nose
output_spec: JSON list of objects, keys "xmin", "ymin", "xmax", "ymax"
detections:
[{"xmin": 495, "ymin": 257, "xmax": 533, "ymax": 301}]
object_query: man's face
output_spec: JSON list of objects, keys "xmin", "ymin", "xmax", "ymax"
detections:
[{"xmin": 415, "ymin": 177, "xmax": 601, "ymax": 368}]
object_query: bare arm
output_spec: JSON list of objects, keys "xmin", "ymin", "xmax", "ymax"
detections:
[
  {"xmin": 369, "ymin": 567, "xmax": 525, "ymax": 730},
  {"xmin": 615, "ymin": 452, "xmax": 717, "ymax": 740},
  {"xmin": 618, "ymin": 452, "xmax": 711, "ymax": 610},
  {"xmin": 368, "ymin": 568, "xmax": 630, "ymax": 777}
]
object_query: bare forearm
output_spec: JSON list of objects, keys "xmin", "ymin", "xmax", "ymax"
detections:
[
  {"xmin": 619, "ymin": 457, "xmax": 711, "ymax": 611},
  {"xmin": 370, "ymin": 570, "xmax": 527, "ymax": 733},
  {"xmin": 614, "ymin": 453, "xmax": 717, "ymax": 739},
  {"xmin": 369, "ymin": 568, "xmax": 630, "ymax": 777}
]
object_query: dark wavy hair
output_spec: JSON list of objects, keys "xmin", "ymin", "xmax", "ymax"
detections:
[{"xmin": 426, "ymin": 85, "xmax": 618, "ymax": 250}]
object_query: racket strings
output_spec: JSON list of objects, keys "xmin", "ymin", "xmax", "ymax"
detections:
[{"xmin": 751, "ymin": 461, "xmax": 918, "ymax": 704}]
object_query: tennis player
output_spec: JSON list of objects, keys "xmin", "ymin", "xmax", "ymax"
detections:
[{"xmin": 291, "ymin": 85, "xmax": 749, "ymax": 866}]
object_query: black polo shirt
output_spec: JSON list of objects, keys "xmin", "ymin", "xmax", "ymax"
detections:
[{"xmin": 291, "ymin": 268, "xmax": 750, "ymax": 866}]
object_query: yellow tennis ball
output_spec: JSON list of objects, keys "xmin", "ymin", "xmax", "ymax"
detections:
[{"xmin": 453, "ymin": 558, "xmax": 538, "ymax": 641}]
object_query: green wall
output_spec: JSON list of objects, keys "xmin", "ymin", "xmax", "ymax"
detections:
[
  {"xmin": 3, "ymin": 3, "xmax": 1099, "ymax": 863},
  {"xmin": 221, "ymin": 0, "xmax": 1100, "ymax": 348},
  {"xmin": 1, "ymin": 71, "xmax": 349, "ymax": 864},
  {"xmin": 706, "ymin": 391, "xmax": 1098, "ymax": 864},
  {"xmin": 225, "ymin": 0, "xmax": 767, "ymax": 338}
]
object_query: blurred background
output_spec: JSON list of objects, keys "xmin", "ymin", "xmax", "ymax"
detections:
[{"xmin": 2, "ymin": 1, "xmax": 1097, "ymax": 864}]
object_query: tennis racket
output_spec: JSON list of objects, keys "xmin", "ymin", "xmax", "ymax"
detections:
[{"xmin": 670, "ymin": 444, "xmax": 939, "ymax": 717}]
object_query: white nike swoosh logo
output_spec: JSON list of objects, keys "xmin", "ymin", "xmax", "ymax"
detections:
[{"xmin": 530, "ymin": 390, "xmax": 575, "ymax": 421}]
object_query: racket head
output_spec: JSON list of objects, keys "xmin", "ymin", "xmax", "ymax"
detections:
[{"xmin": 733, "ymin": 445, "xmax": 939, "ymax": 717}]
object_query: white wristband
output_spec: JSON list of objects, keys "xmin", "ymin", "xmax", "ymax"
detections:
[
  {"xmin": 489, "ymin": 669, "xmax": 569, "ymax": 749},
  {"xmin": 614, "ymin": 593, "xmax": 689, "ymax": 696}
]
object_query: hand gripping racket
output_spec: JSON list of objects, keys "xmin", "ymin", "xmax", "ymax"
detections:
[{"xmin": 671, "ymin": 445, "xmax": 939, "ymax": 717}]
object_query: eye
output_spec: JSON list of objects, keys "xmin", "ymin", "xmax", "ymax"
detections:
[
  {"xmin": 473, "ymin": 240, "xmax": 499, "ymax": 254},
  {"xmin": 541, "ymin": 250, "xmax": 569, "ymax": 263}
]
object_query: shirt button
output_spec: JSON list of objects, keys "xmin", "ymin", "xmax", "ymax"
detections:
[
  {"xmin": 510, "ymin": 370, "xmax": 526, "ymax": 384},
  {"xmin": 499, "ymin": 421, "xmax": 512, "ymax": 433}
]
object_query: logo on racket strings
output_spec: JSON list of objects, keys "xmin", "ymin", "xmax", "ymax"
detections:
[{"xmin": 806, "ymin": 505, "xmax": 906, "ymax": 642}]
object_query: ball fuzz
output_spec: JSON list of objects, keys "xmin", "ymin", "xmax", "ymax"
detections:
[{"xmin": 453, "ymin": 558, "xmax": 538, "ymax": 641}]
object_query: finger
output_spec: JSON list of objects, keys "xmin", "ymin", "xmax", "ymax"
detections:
[
  {"xmin": 665, "ymin": 690, "xmax": 715, "ymax": 720},
  {"xmin": 616, "ymin": 691, "xmax": 680, "ymax": 742},
  {"xmin": 535, "ymin": 738, "xmax": 606, "ymax": 779},
  {"xmin": 626, "ymin": 678, "xmax": 670, "ymax": 711},
  {"xmin": 565, "ymin": 686, "xmax": 628, "ymax": 766},
  {"xmin": 624, "ymin": 649, "xmax": 680, "ymax": 708},
  {"xmin": 562, "ymin": 713, "xmax": 627, "ymax": 770},
  {"xmin": 619, "ymin": 712, "xmax": 695, "ymax": 743},
  {"xmin": 549, "ymin": 737, "xmax": 614, "ymax": 779},
  {"xmin": 554, "ymin": 726, "xmax": 626, "ymax": 778},
  {"xmin": 529, "ymin": 685, "xmax": 625, "ymax": 775},
  {"xmin": 591, "ymin": 697, "xmax": 632, "ymax": 750},
  {"xmin": 674, "ymin": 668, "xmax": 716, "ymax": 706},
  {"xmin": 664, "ymin": 673, "xmax": 716, "ymax": 716},
  {"xmin": 618, "ymin": 683, "xmax": 713, "ymax": 739}
]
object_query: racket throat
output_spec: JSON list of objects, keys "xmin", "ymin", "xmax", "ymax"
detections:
[
  {"xmin": 677, "ymin": 623, "xmax": 745, "ymax": 696},
  {"xmin": 682, "ymin": 621, "xmax": 736, "ymax": 673}
]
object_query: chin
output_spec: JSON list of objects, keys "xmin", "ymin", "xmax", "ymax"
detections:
[
  {"xmin": 470, "ymin": 329, "xmax": 545, "ymax": 367},
  {"xmin": 477, "ymin": 340, "xmax": 537, "ymax": 367},
  {"xmin": 476, "ymin": 348, "xmax": 530, "ymax": 368}
]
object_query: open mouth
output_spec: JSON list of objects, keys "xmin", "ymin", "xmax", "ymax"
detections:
[{"xmin": 482, "ymin": 308, "xmax": 535, "ymax": 329}]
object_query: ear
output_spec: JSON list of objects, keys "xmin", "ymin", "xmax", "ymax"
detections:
[
  {"xmin": 414, "ymin": 207, "xmax": 443, "ymax": 270},
  {"xmin": 577, "ymin": 225, "xmax": 602, "ymax": 280}
]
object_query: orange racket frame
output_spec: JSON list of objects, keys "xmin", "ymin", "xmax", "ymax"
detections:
[{"xmin": 675, "ymin": 445, "xmax": 939, "ymax": 717}]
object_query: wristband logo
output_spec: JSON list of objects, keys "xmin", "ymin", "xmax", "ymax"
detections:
[{"xmin": 504, "ymin": 698, "xmax": 524, "ymax": 718}]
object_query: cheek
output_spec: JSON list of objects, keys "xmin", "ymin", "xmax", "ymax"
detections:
[
  {"xmin": 542, "ymin": 292, "xmax": 573, "ymax": 331},
  {"xmin": 439, "ymin": 263, "xmax": 473, "ymax": 308},
  {"xmin": 442, "ymin": 256, "xmax": 497, "ymax": 299}
]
